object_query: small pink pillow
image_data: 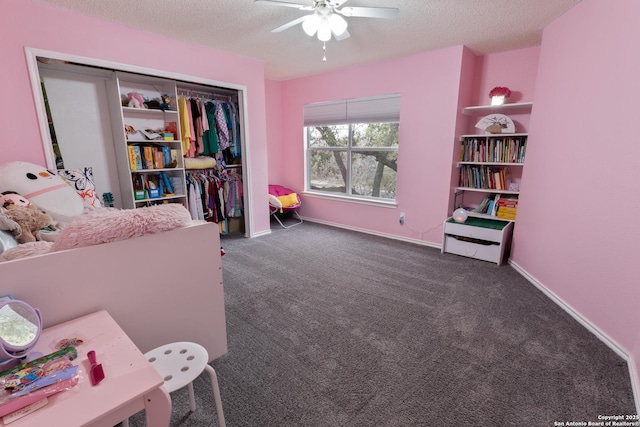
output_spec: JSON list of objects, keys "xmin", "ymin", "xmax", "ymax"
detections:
[{"xmin": 57, "ymin": 167, "xmax": 103, "ymax": 212}]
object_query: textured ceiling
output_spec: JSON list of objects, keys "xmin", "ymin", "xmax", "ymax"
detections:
[{"xmin": 36, "ymin": 0, "xmax": 580, "ymax": 81}]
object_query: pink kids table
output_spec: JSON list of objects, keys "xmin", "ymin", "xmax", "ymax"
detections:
[{"xmin": 1, "ymin": 310, "xmax": 171, "ymax": 426}]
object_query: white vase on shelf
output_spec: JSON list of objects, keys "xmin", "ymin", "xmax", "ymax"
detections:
[{"xmin": 491, "ymin": 95, "xmax": 506, "ymax": 106}]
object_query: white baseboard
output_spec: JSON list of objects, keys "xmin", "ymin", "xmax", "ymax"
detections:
[
  {"xmin": 302, "ymin": 217, "xmax": 441, "ymax": 250},
  {"xmin": 509, "ymin": 260, "xmax": 640, "ymax": 416},
  {"xmin": 251, "ymin": 229, "xmax": 271, "ymax": 238}
]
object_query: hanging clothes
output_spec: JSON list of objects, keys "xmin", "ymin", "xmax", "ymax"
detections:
[
  {"xmin": 202, "ymin": 102, "xmax": 219, "ymax": 156},
  {"xmin": 177, "ymin": 96, "xmax": 192, "ymax": 154},
  {"xmin": 185, "ymin": 169, "xmax": 228, "ymax": 223},
  {"xmin": 215, "ymin": 102, "xmax": 230, "ymax": 151},
  {"xmin": 225, "ymin": 171, "xmax": 243, "ymax": 218},
  {"xmin": 178, "ymin": 92, "xmax": 242, "ymax": 167}
]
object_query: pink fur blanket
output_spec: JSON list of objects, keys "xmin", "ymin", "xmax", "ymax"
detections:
[{"xmin": 2, "ymin": 204, "xmax": 194, "ymax": 260}]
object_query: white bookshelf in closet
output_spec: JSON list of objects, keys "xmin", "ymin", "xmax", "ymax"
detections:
[{"xmin": 109, "ymin": 72, "xmax": 188, "ymax": 210}]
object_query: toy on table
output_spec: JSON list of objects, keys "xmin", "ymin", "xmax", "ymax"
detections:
[{"xmin": 0, "ymin": 346, "xmax": 79, "ymax": 418}]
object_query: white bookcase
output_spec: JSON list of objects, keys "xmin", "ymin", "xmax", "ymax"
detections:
[
  {"xmin": 108, "ymin": 72, "xmax": 188, "ymax": 210},
  {"xmin": 454, "ymin": 102, "xmax": 532, "ymax": 222}
]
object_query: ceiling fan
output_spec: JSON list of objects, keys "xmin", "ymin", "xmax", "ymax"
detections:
[{"xmin": 255, "ymin": 0, "xmax": 399, "ymax": 42}]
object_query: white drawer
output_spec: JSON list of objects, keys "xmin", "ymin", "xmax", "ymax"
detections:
[
  {"xmin": 443, "ymin": 221, "xmax": 504, "ymax": 243},
  {"xmin": 443, "ymin": 235, "xmax": 502, "ymax": 264}
]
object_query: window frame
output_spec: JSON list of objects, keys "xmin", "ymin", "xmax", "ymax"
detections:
[{"xmin": 304, "ymin": 121, "xmax": 399, "ymax": 205}]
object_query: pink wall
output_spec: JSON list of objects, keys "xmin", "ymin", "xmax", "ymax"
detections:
[
  {"xmin": 269, "ymin": 46, "xmax": 540, "ymax": 245},
  {"xmin": 1, "ymin": 0, "xmax": 271, "ymax": 234},
  {"xmin": 264, "ymin": 79, "xmax": 284, "ymax": 184},
  {"xmin": 468, "ymin": 47, "xmax": 541, "ymax": 135},
  {"xmin": 274, "ymin": 47, "xmax": 466, "ymax": 244},
  {"xmin": 512, "ymin": 0, "xmax": 640, "ymax": 375},
  {"xmin": 472, "ymin": 47, "xmax": 540, "ymax": 106}
]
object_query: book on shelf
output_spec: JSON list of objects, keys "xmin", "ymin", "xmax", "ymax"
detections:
[
  {"xmin": 486, "ymin": 200, "xmax": 495, "ymax": 216},
  {"xmin": 128, "ymin": 145, "xmax": 143, "ymax": 171},
  {"xmin": 140, "ymin": 128, "xmax": 163, "ymax": 140},
  {"xmin": 497, "ymin": 196, "xmax": 518, "ymax": 208},
  {"xmin": 498, "ymin": 206, "xmax": 517, "ymax": 215},
  {"xmin": 143, "ymin": 146, "xmax": 154, "ymax": 170},
  {"xmin": 473, "ymin": 193, "xmax": 494, "ymax": 214},
  {"xmin": 496, "ymin": 196, "xmax": 518, "ymax": 220},
  {"xmin": 472, "ymin": 193, "xmax": 503, "ymax": 217},
  {"xmin": 160, "ymin": 171, "xmax": 174, "ymax": 195},
  {"xmin": 153, "ymin": 147, "xmax": 164, "ymax": 169},
  {"xmin": 460, "ymin": 135, "xmax": 527, "ymax": 164},
  {"xmin": 459, "ymin": 165, "xmax": 512, "ymax": 191},
  {"xmin": 497, "ymin": 211, "xmax": 517, "ymax": 220},
  {"xmin": 162, "ymin": 146, "xmax": 171, "ymax": 168},
  {"xmin": 490, "ymin": 194, "xmax": 500, "ymax": 216},
  {"xmin": 128, "ymin": 146, "xmax": 137, "ymax": 171}
]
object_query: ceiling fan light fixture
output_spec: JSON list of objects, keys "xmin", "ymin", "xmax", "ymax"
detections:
[
  {"xmin": 317, "ymin": 17, "xmax": 332, "ymax": 41},
  {"xmin": 328, "ymin": 13, "xmax": 348, "ymax": 36},
  {"xmin": 302, "ymin": 13, "xmax": 321, "ymax": 36}
]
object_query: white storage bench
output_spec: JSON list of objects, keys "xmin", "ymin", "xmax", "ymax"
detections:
[{"xmin": 441, "ymin": 217, "xmax": 514, "ymax": 265}]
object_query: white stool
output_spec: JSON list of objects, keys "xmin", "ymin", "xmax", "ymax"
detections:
[{"xmin": 123, "ymin": 342, "xmax": 225, "ymax": 427}]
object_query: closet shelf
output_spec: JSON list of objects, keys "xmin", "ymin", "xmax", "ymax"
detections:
[{"xmin": 122, "ymin": 107, "xmax": 178, "ymax": 115}]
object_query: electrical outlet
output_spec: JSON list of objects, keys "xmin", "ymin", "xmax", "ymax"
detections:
[{"xmin": 399, "ymin": 212, "xmax": 405, "ymax": 225}]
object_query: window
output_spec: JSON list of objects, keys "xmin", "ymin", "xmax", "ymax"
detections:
[{"xmin": 304, "ymin": 94, "xmax": 400, "ymax": 202}]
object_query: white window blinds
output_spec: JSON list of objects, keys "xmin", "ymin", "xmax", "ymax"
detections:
[{"xmin": 303, "ymin": 94, "xmax": 401, "ymax": 126}]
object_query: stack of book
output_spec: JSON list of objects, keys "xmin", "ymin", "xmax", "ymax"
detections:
[
  {"xmin": 496, "ymin": 197, "xmax": 518, "ymax": 220},
  {"xmin": 473, "ymin": 194, "xmax": 518, "ymax": 220}
]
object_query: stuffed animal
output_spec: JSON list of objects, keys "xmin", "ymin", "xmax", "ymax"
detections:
[
  {"xmin": 0, "ymin": 191, "xmax": 31, "ymax": 207},
  {"xmin": 0, "ymin": 161, "xmax": 84, "ymax": 223},
  {"xmin": 127, "ymin": 91, "xmax": 145, "ymax": 109},
  {"xmin": 2, "ymin": 201, "xmax": 57, "ymax": 244},
  {"xmin": 159, "ymin": 94, "xmax": 171, "ymax": 111},
  {"xmin": 143, "ymin": 97, "xmax": 161, "ymax": 110},
  {"xmin": 0, "ymin": 208, "xmax": 21, "ymax": 237}
]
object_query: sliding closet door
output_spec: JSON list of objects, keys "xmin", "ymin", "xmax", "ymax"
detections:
[{"xmin": 39, "ymin": 65, "xmax": 123, "ymax": 207}]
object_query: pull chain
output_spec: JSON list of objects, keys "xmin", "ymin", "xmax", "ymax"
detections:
[{"xmin": 323, "ymin": 41, "xmax": 327, "ymax": 62}]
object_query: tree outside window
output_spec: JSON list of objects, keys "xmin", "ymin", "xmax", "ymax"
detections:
[{"xmin": 306, "ymin": 122, "xmax": 399, "ymax": 200}]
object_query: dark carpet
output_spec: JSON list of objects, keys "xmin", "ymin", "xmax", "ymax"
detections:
[{"xmin": 131, "ymin": 221, "xmax": 637, "ymax": 426}]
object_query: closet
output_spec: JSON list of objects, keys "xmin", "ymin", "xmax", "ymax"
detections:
[
  {"xmin": 34, "ymin": 56, "xmax": 247, "ymax": 235},
  {"xmin": 176, "ymin": 85, "xmax": 244, "ymax": 234}
]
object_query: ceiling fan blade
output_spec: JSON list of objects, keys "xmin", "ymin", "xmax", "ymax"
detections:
[
  {"xmin": 333, "ymin": 29, "xmax": 350, "ymax": 41},
  {"xmin": 271, "ymin": 15, "xmax": 309, "ymax": 33},
  {"xmin": 254, "ymin": 0, "xmax": 314, "ymax": 11},
  {"xmin": 337, "ymin": 6, "xmax": 399, "ymax": 19}
]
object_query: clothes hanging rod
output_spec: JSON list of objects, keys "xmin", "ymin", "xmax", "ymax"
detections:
[{"xmin": 177, "ymin": 89, "xmax": 233, "ymax": 101}]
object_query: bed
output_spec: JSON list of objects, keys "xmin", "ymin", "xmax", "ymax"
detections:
[{"xmin": 0, "ymin": 221, "xmax": 227, "ymax": 362}]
